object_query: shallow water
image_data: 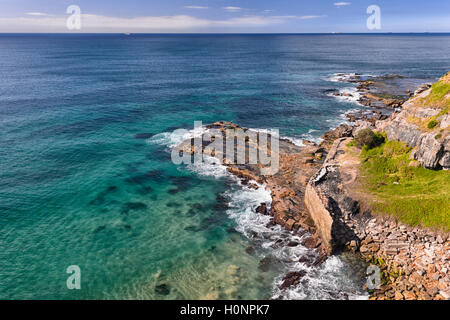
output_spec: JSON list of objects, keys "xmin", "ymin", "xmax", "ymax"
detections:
[{"xmin": 1, "ymin": 34, "xmax": 450, "ymax": 299}]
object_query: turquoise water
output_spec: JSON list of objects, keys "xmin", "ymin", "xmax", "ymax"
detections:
[{"xmin": 1, "ymin": 34, "xmax": 450, "ymax": 299}]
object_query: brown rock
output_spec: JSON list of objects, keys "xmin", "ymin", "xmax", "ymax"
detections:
[
  {"xmin": 403, "ymin": 291, "xmax": 417, "ymax": 300},
  {"xmin": 287, "ymin": 241, "xmax": 299, "ymax": 247},
  {"xmin": 255, "ymin": 203, "xmax": 268, "ymax": 215},
  {"xmin": 394, "ymin": 291, "xmax": 404, "ymax": 300},
  {"xmin": 285, "ymin": 219, "xmax": 296, "ymax": 231},
  {"xmin": 280, "ymin": 270, "xmax": 307, "ymax": 290},
  {"xmin": 301, "ymin": 236, "xmax": 320, "ymax": 249}
]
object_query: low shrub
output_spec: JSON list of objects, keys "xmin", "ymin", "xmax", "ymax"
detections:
[
  {"xmin": 427, "ymin": 119, "xmax": 438, "ymax": 129},
  {"xmin": 354, "ymin": 128, "xmax": 385, "ymax": 149}
]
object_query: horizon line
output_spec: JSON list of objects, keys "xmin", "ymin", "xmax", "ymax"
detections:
[{"xmin": 1, "ymin": 32, "xmax": 450, "ymax": 35}]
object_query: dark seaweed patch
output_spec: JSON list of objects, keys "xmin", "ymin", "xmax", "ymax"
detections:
[
  {"xmin": 136, "ymin": 186, "xmax": 153, "ymax": 195},
  {"xmin": 167, "ymin": 188, "xmax": 179, "ymax": 195},
  {"xmin": 124, "ymin": 163, "xmax": 142, "ymax": 174},
  {"xmin": 168, "ymin": 176, "xmax": 194, "ymax": 191},
  {"xmin": 185, "ymin": 202, "xmax": 204, "ymax": 216},
  {"xmin": 192, "ymin": 203, "xmax": 203, "ymax": 210},
  {"xmin": 184, "ymin": 225, "xmax": 202, "ymax": 232},
  {"xmin": 121, "ymin": 202, "xmax": 148, "ymax": 215},
  {"xmin": 199, "ymin": 213, "xmax": 227, "ymax": 230},
  {"xmin": 90, "ymin": 185, "xmax": 118, "ymax": 205},
  {"xmin": 94, "ymin": 225, "xmax": 106, "ymax": 233},
  {"xmin": 125, "ymin": 169, "xmax": 165, "ymax": 185},
  {"xmin": 155, "ymin": 284, "xmax": 171, "ymax": 296},
  {"xmin": 213, "ymin": 202, "xmax": 229, "ymax": 212},
  {"xmin": 213, "ymin": 194, "xmax": 229, "ymax": 212},
  {"xmin": 166, "ymin": 202, "xmax": 181, "ymax": 208},
  {"xmin": 134, "ymin": 133, "xmax": 154, "ymax": 139},
  {"xmin": 186, "ymin": 209, "xmax": 197, "ymax": 216},
  {"xmin": 147, "ymin": 150, "xmax": 172, "ymax": 162}
]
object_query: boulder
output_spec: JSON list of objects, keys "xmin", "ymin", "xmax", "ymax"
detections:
[
  {"xmin": 321, "ymin": 124, "xmax": 353, "ymax": 142},
  {"xmin": 280, "ymin": 270, "xmax": 307, "ymax": 290},
  {"xmin": 410, "ymin": 134, "xmax": 450, "ymax": 170},
  {"xmin": 413, "ymin": 83, "xmax": 432, "ymax": 96},
  {"xmin": 440, "ymin": 114, "xmax": 450, "ymax": 129},
  {"xmin": 384, "ymin": 120, "xmax": 422, "ymax": 147},
  {"xmin": 352, "ymin": 120, "xmax": 375, "ymax": 136},
  {"xmin": 255, "ymin": 203, "xmax": 268, "ymax": 215}
]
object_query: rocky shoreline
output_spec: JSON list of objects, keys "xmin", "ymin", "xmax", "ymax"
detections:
[
  {"xmin": 175, "ymin": 72, "xmax": 449, "ymax": 300},
  {"xmin": 305, "ymin": 72, "xmax": 449, "ymax": 300},
  {"xmin": 306, "ymin": 136, "xmax": 449, "ymax": 300}
]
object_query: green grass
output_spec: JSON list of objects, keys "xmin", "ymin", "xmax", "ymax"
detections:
[
  {"xmin": 421, "ymin": 74, "xmax": 450, "ymax": 109},
  {"xmin": 428, "ymin": 81, "xmax": 450, "ymax": 104},
  {"xmin": 360, "ymin": 139, "xmax": 450, "ymax": 231}
]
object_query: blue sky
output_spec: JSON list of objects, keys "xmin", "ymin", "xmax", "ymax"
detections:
[{"xmin": 0, "ymin": 0, "xmax": 449, "ymax": 33}]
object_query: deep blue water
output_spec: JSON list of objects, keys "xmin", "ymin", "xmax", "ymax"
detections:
[{"xmin": 1, "ymin": 34, "xmax": 449, "ymax": 299}]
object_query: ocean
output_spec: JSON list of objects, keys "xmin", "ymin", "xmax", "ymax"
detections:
[{"xmin": 1, "ymin": 34, "xmax": 449, "ymax": 299}]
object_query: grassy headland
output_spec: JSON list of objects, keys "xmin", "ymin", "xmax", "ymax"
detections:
[
  {"xmin": 422, "ymin": 72, "xmax": 450, "ymax": 108},
  {"xmin": 359, "ymin": 138, "xmax": 450, "ymax": 231}
]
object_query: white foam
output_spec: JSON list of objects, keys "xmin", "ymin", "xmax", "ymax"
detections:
[
  {"xmin": 281, "ymin": 136, "xmax": 305, "ymax": 147},
  {"xmin": 147, "ymin": 126, "xmax": 209, "ymax": 148},
  {"xmin": 300, "ymin": 129, "xmax": 323, "ymax": 145},
  {"xmin": 249, "ymin": 127, "xmax": 306, "ymax": 147},
  {"xmin": 328, "ymin": 87, "xmax": 362, "ymax": 106},
  {"xmin": 185, "ymin": 155, "xmax": 229, "ymax": 179},
  {"xmin": 224, "ymin": 182, "xmax": 272, "ymax": 236},
  {"xmin": 326, "ymin": 72, "xmax": 358, "ymax": 83},
  {"xmin": 272, "ymin": 255, "xmax": 368, "ymax": 300},
  {"xmin": 326, "ymin": 72, "xmax": 375, "ymax": 84}
]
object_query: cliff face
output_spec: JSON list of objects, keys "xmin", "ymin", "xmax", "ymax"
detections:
[
  {"xmin": 304, "ymin": 138, "xmax": 361, "ymax": 255},
  {"xmin": 377, "ymin": 72, "xmax": 450, "ymax": 170}
]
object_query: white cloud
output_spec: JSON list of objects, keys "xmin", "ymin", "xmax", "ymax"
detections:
[
  {"xmin": 223, "ymin": 6, "xmax": 242, "ymax": 12},
  {"xmin": 271, "ymin": 15, "xmax": 327, "ymax": 20},
  {"xmin": 218, "ymin": 16, "xmax": 282, "ymax": 26},
  {"xmin": 299, "ymin": 15, "xmax": 328, "ymax": 19},
  {"xmin": 184, "ymin": 6, "xmax": 209, "ymax": 9},
  {"xmin": 334, "ymin": 2, "xmax": 351, "ymax": 6},
  {"xmin": 80, "ymin": 14, "xmax": 212, "ymax": 30},
  {"xmin": 0, "ymin": 13, "xmax": 327, "ymax": 33},
  {"xmin": 26, "ymin": 12, "xmax": 49, "ymax": 16}
]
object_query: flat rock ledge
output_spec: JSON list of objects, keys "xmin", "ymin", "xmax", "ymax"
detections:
[
  {"xmin": 305, "ymin": 137, "xmax": 450, "ymax": 300},
  {"xmin": 176, "ymin": 121, "xmax": 329, "ymax": 253}
]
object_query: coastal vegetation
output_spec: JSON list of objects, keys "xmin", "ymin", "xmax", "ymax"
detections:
[
  {"xmin": 404, "ymin": 73, "xmax": 449, "ymax": 131},
  {"xmin": 421, "ymin": 72, "xmax": 450, "ymax": 108},
  {"xmin": 354, "ymin": 128, "xmax": 385, "ymax": 149},
  {"xmin": 358, "ymin": 135, "xmax": 450, "ymax": 231}
]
